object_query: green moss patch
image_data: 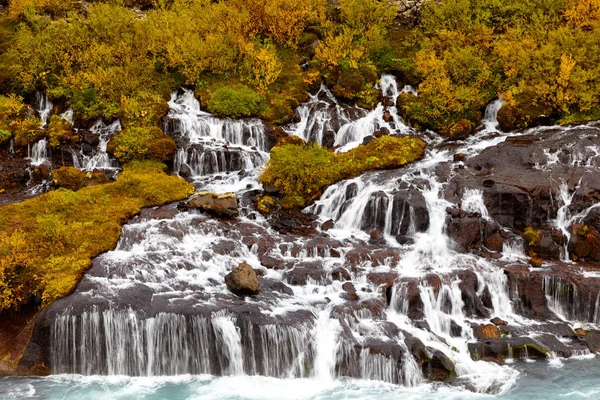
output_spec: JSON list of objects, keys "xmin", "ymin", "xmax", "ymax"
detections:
[
  {"xmin": 0, "ymin": 161, "xmax": 194, "ymax": 312},
  {"xmin": 107, "ymin": 127, "xmax": 177, "ymax": 164},
  {"xmin": 207, "ymin": 85, "xmax": 267, "ymax": 119},
  {"xmin": 259, "ymin": 135, "xmax": 426, "ymax": 207}
]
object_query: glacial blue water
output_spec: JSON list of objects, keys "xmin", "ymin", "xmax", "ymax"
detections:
[{"xmin": 2, "ymin": 356, "xmax": 599, "ymax": 400}]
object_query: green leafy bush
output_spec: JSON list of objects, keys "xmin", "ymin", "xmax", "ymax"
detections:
[
  {"xmin": 107, "ymin": 127, "xmax": 177, "ymax": 164},
  {"xmin": 207, "ymin": 85, "xmax": 267, "ymax": 118}
]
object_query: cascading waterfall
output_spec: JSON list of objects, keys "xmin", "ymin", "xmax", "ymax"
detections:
[
  {"xmin": 164, "ymin": 89, "xmax": 269, "ymax": 189},
  {"xmin": 28, "ymin": 138, "xmax": 49, "ymax": 166},
  {"xmin": 555, "ymin": 182, "xmax": 577, "ymax": 262},
  {"xmin": 461, "ymin": 188, "xmax": 489, "ymax": 218},
  {"xmin": 482, "ymin": 98, "xmax": 505, "ymax": 132},
  {"xmin": 285, "ymin": 74, "xmax": 412, "ymax": 152},
  {"xmin": 60, "ymin": 108, "xmax": 74, "ymax": 124},
  {"xmin": 35, "ymin": 92, "xmax": 53, "ymax": 128},
  {"xmin": 71, "ymin": 119, "xmax": 121, "ymax": 171},
  {"xmin": 284, "ymin": 83, "xmax": 361, "ymax": 145},
  {"xmin": 46, "ymin": 75, "xmax": 600, "ymax": 397}
]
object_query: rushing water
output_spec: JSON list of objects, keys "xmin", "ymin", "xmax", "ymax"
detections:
[
  {"xmin": 2, "ymin": 357, "xmax": 600, "ymax": 399},
  {"xmin": 9, "ymin": 76, "xmax": 600, "ymax": 398}
]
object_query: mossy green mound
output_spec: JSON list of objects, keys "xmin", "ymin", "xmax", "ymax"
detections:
[
  {"xmin": 260, "ymin": 135, "xmax": 426, "ymax": 208},
  {"xmin": 0, "ymin": 161, "xmax": 194, "ymax": 312},
  {"xmin": 107, "ymin": 127, "xmax": 177, "ymax": 164}
]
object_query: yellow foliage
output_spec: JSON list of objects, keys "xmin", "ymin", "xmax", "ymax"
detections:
[
  {"xmin": 7, "ymin": 0, "xmax": 76, "ymax": 21},
  {"xmin": 338, "ymin": 0, "xmax": 396, "ymax": 34},
  {"xmin": 555, "ymin": 54, "xmax": 577, "ymax": 113},
  {"xmin": 565, "ymin": 0, "xmax": 600, "ymax": 28},
  {"xmin": 242, "ymin": 42, "xmax": 282, "ymax": 91},
  {"xmin": 315, "ymin": 27, "xmax": 366, "ymax": 70},
  {"xmin": 231, "ymin": 0, "xmax": 324, "ymax": 46},
  {"xmin": 0, "ymin": 161, "xmax": 194, "ymax": 312}
]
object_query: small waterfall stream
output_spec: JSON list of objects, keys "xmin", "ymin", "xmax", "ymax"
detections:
[
  {"xmin": 71, "ymin": 119, "xmax": 121, "ymax": 171},
  {"xmin": 165, "ymin": 89, "xmax": 269, "ymax": 192},
  {"xmin": 42, "ymin": 77, "xmax": 600, "ymax": 395}
]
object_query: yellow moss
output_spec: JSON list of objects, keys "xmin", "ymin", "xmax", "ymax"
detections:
[
  {"xmin": 523, "ymin": 227, "xmax": 541, "ymax": 247},
  {"xmin": 51, "ymin": 166, "xmax": 86, "ymax": 191},
  {"xmin": 259, "ymin": 135, "xmax": 426, "ymax": 206},
  {"xmin": 47, "ymin": 115, "xmax": 77, "ymax": 148},
  {"xmin": 0, "ymin": 161, "xmax": 194, "ymax": 311},
  {"xmin": 257, "ymin": 195, "xmax": 277, "ymax": 214},
  {"xmin": 107, "ymin": 127, "xmax": 177, "ymax": 164}
]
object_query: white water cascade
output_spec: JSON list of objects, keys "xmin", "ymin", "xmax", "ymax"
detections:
[
  {"xmin": 28, "ymin": 138, "xmax": 49, "ymax": 166},
  {"xmin": 482, "ymin": 98, "xmax": 505, "ymax": 132},
  {"xmin": 165, "ymin": 89, "xmax": 269, "ymax": 191},
  {"xmin": 71, "ymin": 119, "xmax": 121, "ymax": 171},
  {"xmin": 45, "ymin": 77, "xmax": 600, "ymax": 397},
  {"xmin": 285, "ymin": 74, "xmax": 412, "ymax": 152},
  {"xmin": 35, "ymin": 92, "xmax": 53, "ymax": 128}
]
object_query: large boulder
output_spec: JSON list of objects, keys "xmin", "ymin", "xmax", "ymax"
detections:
[
  {"xmin": 225, "ymin": 262, "xmax": 261, "ymax": 296},
  {"xmin": 188, "ymin": 191, "xmax": 238, "ymax": 217}
]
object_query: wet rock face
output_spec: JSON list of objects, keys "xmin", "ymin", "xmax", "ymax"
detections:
[
  {"xmin": 188, "ymin": 191, "xmax": 238, "ymax": 217},
  {"xmin": 225, "ymin": 262, "xmax": 261, "ymax": 296}
]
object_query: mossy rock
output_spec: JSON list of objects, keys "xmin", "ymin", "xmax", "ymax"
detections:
[
  {"xmin": 47, "ymin": 115, "xmax": 77, "ymax": 148},
  {"xmin": 260, "ymin": 135, "xmax": 426, "ymax": 208},
  {"xmin": 52, "ymin": 167, "xmax": 86, "ymax": 191},
  {"xmin": 280, "ymin": 195, "xmax": 305, "ymax": 209},
  {"xmin": 12, "ymin": 117, "xmax": 45, "ymax": 147},
  {"xmin": 257, "ymin": 195, "xmax": 277, "ymax": 214},
  {"xmin": 278, "ymin": 135, "xmax": 306, "ymax": 147},
  {"xmin": 497, "ymin": 103, "xmax": 554, "ymax": 132},
  {"xmin": 207, "ymin": 85, "xmax": 266, "ymax": 119},
  {"xmin": 523, "ymin": 227, "xmax": 541, "ymax": 247},
  {"xmin": 107, "ymin": 126, "xmax": 176, "ymax": 164},
  {"xmin": 328, "ymin": 64, "xmax": 379, "ymax": 108},
  {"xmin": 446, "ymin": 119, "xmax": 475, "ymax": 140}
]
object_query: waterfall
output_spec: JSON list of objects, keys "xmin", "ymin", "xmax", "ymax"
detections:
[
  {"xmin": 51, "ymin": 308, "xmax": 316, "ymax": 377},
  {"xmin": 555, "ymin": 182, "xmax": 576, "ymax": 262},
  {"xmin": 285, "ymin": 75, "xmax": 412, "ymax": 152},
  {"xmin": 35, "ymin": 92, "xmax": 53, "ymax": 128},
  {"xmin": 28, "ymin": 138, "xmax": 48, "ymax": 166},
  {"xmin": 165, "ymin": 89, "xmax": 269, "ymax": 185},
  {"xmin": 284, "ymin": 83, "xmax": 359, "ymax": 145},
  {"xmin": 73, "ymin": 119, "xmax": 121, "ymax": 171},
  {"xmin": 60, "ymin": 108, "xmax": 74, "ymax": 124},
  {"xmin": 398, "ymin": 176, "xmax": 453, "ymax": 274},
  {"xmin": 461, "ymin": 188, "xmax": 489, "ymax": 218},
  {"xmin": 482, "ymin": 99, "xmax": 505, "ymax": 132},
  {"xmin": 44, "ymin": 74, "xmax": 600, "ymax": 396}
]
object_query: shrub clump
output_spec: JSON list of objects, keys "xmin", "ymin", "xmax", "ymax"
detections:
[
  {"xmin": 207, "ymin": 85, "xmax": 267, "ymax": 118},
  {"xmin": 0, "ymin": 161, "xmax": 194, "ymax": 312},
  {"xmin": 260, "ymin": 135, "xmax": 426, "ymax": 207},
  {"xmin": 0, "ymin": 95, "xmax": 44, "ymax": 146},
  {"xmin": 51, "ymin": 167, "xmax": 86, "ymax": 191},
  {"xmin": 47, "ymin": 115, "xmax": 77, "ymax": 148},
  {"xmin": 0, "ymin": 130, "xmax": 11, "ymax": 145},
  {"xmin": 107, "ymin": 127, "xmax": 177, "ymax": 164}
]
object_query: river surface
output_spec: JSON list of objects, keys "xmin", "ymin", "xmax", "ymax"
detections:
[{"xmin": 2, "ymin": 356, "xmax": 600, "ymax": 399}]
